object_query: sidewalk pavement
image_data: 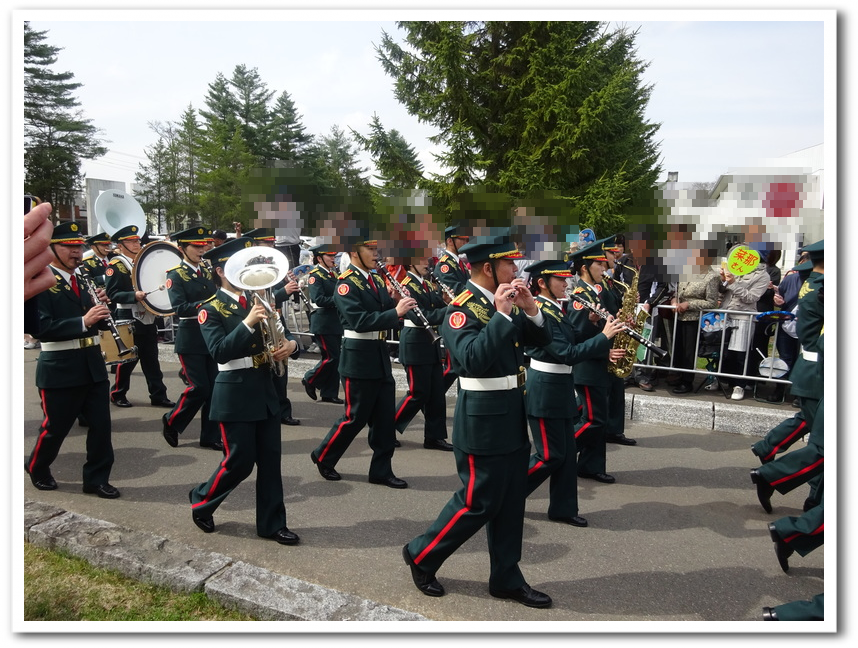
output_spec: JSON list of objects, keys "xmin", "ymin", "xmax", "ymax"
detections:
[{"xmin": 20, "ymin": 346, "xmax": 822, "ymax": 624}]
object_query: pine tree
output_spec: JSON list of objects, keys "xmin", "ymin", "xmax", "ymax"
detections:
[
  {"xmin": 229, "ymin": 64, "xmax": 275, "ymax": 159},
  {"xmin": 24, "ymin": 21, "xmax": 107, "ymax": 208},
  {"xmin": 268, "ymin": 90, "xmax": 312, "ymax": 163},
  {"xmin": 351, "ymin": 114, "xmax": 424, "ymax": 192}
]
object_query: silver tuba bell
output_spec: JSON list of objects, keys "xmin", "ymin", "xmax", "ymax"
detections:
[{"xmin": 224, "ymin": 246, "xmax": 292, "ymax": 376}]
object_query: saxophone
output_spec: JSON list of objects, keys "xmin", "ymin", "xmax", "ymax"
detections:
[{"xmin": 608, "ymin": 264, "xmax": 649, "ymax": 378}]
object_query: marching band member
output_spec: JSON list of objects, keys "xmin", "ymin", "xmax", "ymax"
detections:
[
  {"xmin": 80, "ymin": 232, "xmax": 113, "ymax": 289},
  {"xmin": 523, "ymin": 259, "xmax": 624, "ymax": 528},
  {"xmin": 162, "ymin": 226, "xmax": 221, "ymax": 451},
  {"xmin": 105, "ymin": 224, "xmax": 174, "ymax": 409},
  {"xmin": 432, "ymin": 225, "xmax": 471, "ymax": 296},
  {"xmin": 403, "ymin": 232, "xmax": 553, "ymax": 607},
  {"xmin": 25, "ymin": 223, "xmax": 119, "ymax": 499},
  {"xmin": 310, "ymin": 232, "xmax": 417, "ymax": 488},
  {"xmin": 189, "ymin": 237, "xmax": 300, "ymax": 545}
]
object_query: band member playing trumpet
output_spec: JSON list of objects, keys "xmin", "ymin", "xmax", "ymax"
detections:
[
  {"xmin": 523, "ymin": 259, "xmax": 625, "ymax": 528},
  {"xmin": 162, "ymin": 227, "xmax": 221, "ymax": 451},
  {"xmin": 310, "ymin": 233, "xmax": 417, "ymax": 489},
  {"xmin": 393, "ymin": 255, "xmax": 454, "ymax": 451},
  {"xmin": 189, "ymin": 237, "xmax": 300, "ymax": 545},
  {"xmin": 25, "ymin": 223, "xmax": 120, "ymax": 499},
  {"xmin": 105, "ymin": 224, "xmax": 174, "ymax": 409},
  {"xmin": 301, "ymin": 243, "xmax": 345, "ymax": 405}
]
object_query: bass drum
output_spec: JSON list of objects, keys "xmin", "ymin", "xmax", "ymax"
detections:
[
  {"xmin": 100, "ymin": 320, "xmax": 138, "ymax": 365},
  {"xmin": 132, "ymin": 240, "xmax": 184, "ymax": 316}
]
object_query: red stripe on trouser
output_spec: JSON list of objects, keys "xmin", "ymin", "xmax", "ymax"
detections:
[
  {"xmin": 770, "ymin": 457, "xmax": 825, "ymax": 487},
  {"xmin": 192, "ymin": 422, "xmax": 230, "ymax": 509},
  {"xmin": 763, "ymin": 420, "xmax": 807, "ymax": 462},
  {"xmin": 575, "ymin": 386, "xmax": 594, "ymax": 439},
  {"xmin": 28, "ymin": 389, "xmax": 51, "ymax": 474},
  {"xmin": 528, "ymin": 418, "xmax": 550, "ymax": 475},
  {"xmin": 395, "ymin": 366, "xmax": 415, "ymax": 421},
  {"xmin": 443, "ymin": 350, "xmax": 452, "ymax": 377},
  {"xmin": 309, "ymin": 336, "xmax": 332, "ymax": 384},
  {"xmin": 168, "ymin": 355, "xmax": 195, "ymax": 426},
  {"xmin": 111, "ymin": 363, "xmax": 124, "ymax": 398},
  {"xmin": 319, "ymin": 378, "xmax": 351, "ymax": 463},
  {"xmin": 785, "ymin": 524, "xmax": 824, "ymax": 544},
  {"xmin": 415, "ymin": 453, "xmax": 475, "ymax": 565}
]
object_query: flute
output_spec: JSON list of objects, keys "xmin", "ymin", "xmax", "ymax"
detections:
[{"xmin": 376, "ymin": 262, "xmax": 441, "ymax": 344}]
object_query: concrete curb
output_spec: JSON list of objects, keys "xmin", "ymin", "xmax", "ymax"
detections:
[{"xmin": 24, "ymin": 499, "xmax": 427, "ymax": 622}]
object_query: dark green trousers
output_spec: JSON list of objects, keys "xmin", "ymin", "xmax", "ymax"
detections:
[
  {"xmin": 394, "ymin": 363, "xmax": 448, "ymax": 440},
  {"xmin": 190, "ymin": 418, "xmax": 287, "ymax": 537},
  {"xmin": 574, "ymin": 383, "xmax": 609, "ymax": 475},
  {"xmin": 773, "ymin": 499, "xmax": 824, "ymax": 558},
  {"xmin": 526, "ymin": 415, "xmax": 580, "ymax": 518},
  {"xmin": 165, "ymin": 352, "xmax": 219, "ymax": 445},
  {"xmin": 773, "ymin": 593, "xmax": 824, "ymax": 621},
  {"xmin": 303, "ymin": 334, "xmax": 341, "ymax": 400},
  {"xmin": 753, "ymin": 398, "xmax": 819, "ymax": 461},
  {"xmin": 407, "ymin": 443, "xmax": 530, "ymax": 590}
]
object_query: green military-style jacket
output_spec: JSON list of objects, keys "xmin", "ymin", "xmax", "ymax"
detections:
[
  {"xmin": 789, "ymin": 271, "xmax": 824, "ymax": 399},
  {"xmin": 433, "ymin": 251, "xmax": 470, "ymax": 296},
  {"xmin": 440, "ymin": 281, "xmax": 552, "ymax": 455},
  {"xmin": 35, "ymin": 268, "xmax": 109, "ymax": 389},
  {"xmin": 197, "ymin": 288, "xmax": 281, "ymax": 422},
  {"xmin": 524, "ymin": 295, "xmax": 612, "ymax": 420},
  {"xmin": 398, "ymin": 272, "xmax": 447, "ymax": 366},
  {"xmin": 80, "ymin": 255, "xmax": 110, "ymax": 288},
  {"xmin": 333, "ymin": 265, "xmax": 401, "ymax": 380},
  {"xmin": 165, "ymin": 261, "xmax": 217, "ymax": 355},
  {"xmin": 599, "ymin": 276, "xmax": 623, "ymax": 315},
  {"xmin": 307, "ymin": 264, "xmax": 344, "ymax": 336},
  {"xmin": 567, "ymin": 277, "xmax": 613, "ymax": 388}
]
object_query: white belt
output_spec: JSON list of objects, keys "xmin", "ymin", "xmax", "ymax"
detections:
[
  {"xmin": 528, "ymin": 358, "xmax": 572, "ymax": 374},
  {"xmin": 117, "ymin": 303, "xmax": 136, "ymax": 309},
  {"xmin": 459, "ymin": 373, "xmax": 526, "ymax": 391},
  {"xmin": 801, "ymin": 347, "xmax": 819, "ymax": 362},
  {"xmin": 343, "ymin": 330, "xmax": 387, "ymax": 340},
  {"xmin": 217, "ymin": 355, "xmax": 267, "ymax": 371},
  {"xmin": 403, "ymin": 320, "xmax": 424, "ymax": 328},
  {"xmin": 41, "ymin": 336, "xmax": 100, "ymax": 352}
]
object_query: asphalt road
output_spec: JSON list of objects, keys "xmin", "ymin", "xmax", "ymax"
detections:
[{"xmin": 19, "ymin": 350, "xmax": 824, "ymax": 623}]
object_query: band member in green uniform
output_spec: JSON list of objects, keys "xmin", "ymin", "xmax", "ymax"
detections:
[
  {"xmin": 523, "ymin": 259, "xmax": 625, "ymax": 528},
  {"xmin": 310, "ymin": 233, "xmax": 417, "ymax": 488},
  {"xmin": 105, "ymin": 224, "xmax": 174, "ymax": 409},
  {"xmin": 432, "ymin": 225, "xmax": 471, "ymax": 296},
  {"xmin": 567, "ymin": 238, "xmax": 623, "ymax": 484},
  {"xmin": 301, "ymin": 242, "xmax": 344, "ymax": 405},
  {"xmin": 393, "ymin": 255, "xmax": 454, "ymax": 451},
  {"xmin": 162, "ymin": 226, "xmax": 222, "ymax": 451},
  {"xmin": 189, "ymin": 237, "xmax": 300, "ymax": 545},
  {"xmin": 25, "ymin": 222, "xmax": 120, "ymax": 499},
  {"xmin": 752, "ymin": 240, "xmax": 824, "ymax": 463},
  {"xmin": 403, "ymin": 232, "xmax": 553, "ymax": 608},
  {"xmin": 80, "ymin": 232, "xmax": 112, "ymax": 289}
]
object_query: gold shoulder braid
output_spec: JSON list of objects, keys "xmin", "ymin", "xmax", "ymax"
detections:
[{"xmin": 465, "ymin": 300, "xmax": 491, "ymax": 324}]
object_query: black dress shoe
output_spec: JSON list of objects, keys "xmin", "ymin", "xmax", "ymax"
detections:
[
  {"xmin": 29, "ymin": 473, "xmax": 58, "ymax": 491},
  {"xmin": 768, "ymin": 522, "xmax": 794, "ymax": 572},
  {"xmin": 671, "ymin": 384, "xmax": 692, "ymax": 395},
  {"xmin": 82, "ymin": 483, "xmax": 121, "ymax": 499},
  {"xmin": 200, "ymin": 440, "xmax": 224, "ymax": 452},
  {"xmin": 179, "ymin": 370, "xmax": 189, "ymax": 386},
  {"xmin": 489, "ymin": 584, "xmax": 552, "ymax": 609},
  {"xmin": 150, "ymin": 398, "xmax": 176, "ymax": 408},
  {"xmin": 321, "ymin": 397, "xmax": 344, "ymax": 404},
  {"xmin": 369, "ymin": 475, "xmax": 408, "ymax": 489},
  {"xmin": 762, "ymin": 607, "xmax": 779, "ymax": 621},
  {"xmin": 579, "ymin": 472, "xmax": 616, "ymax": 484},
  {"xmin": 310, "ymin": 452, "xmax": 341, "ymax": 481},
  {"xmin": 606, "ymin": 434, "xmax": 637, "ymax": 446},
  {"xmin": 265, "ymin": 527, "xmax": 300, "ymax": 545},
  {"xmin": 302, "ymin": 378, "xmax": 317, "ymax": 401},
  {"xmin": 402, "ymin": 544, "xmax": 445, "ymax": 597},
  {"xmin": 750, "ymin": 469, "xmax": 775, "ymax": 513},
  {"xmin": 162, "ymin": 413, "xmax": 179, "ymax": 448},
  {"xmin": 423, "ymin": 438, "xmax": 454, "ymax": 451},
  {"xmin": 803, "ymin": 497, "xmax": 817, "ymax": 513},
  {"xmin": 549, "ymin": 515, "xmax": 588, "ymax": 528},
  {"xmin": 393, "ymin": 438, "xmax": 401, "ymax": 448},
  {"xmin": 281, "ymin": 417, "xmax": 301, "ymax": 426},
  {"xmin": 111, "ymin": 397, "xmax": 133, "ymax": 408},
  {"xmin": 192, "ymin": 512, "xmax": 215, "ymax": 533}
]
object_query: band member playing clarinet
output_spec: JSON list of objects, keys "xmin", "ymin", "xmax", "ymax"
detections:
[
  {"xmin": 310, "ymin": 231, "xmax": 417, "ymax": 488},
  {"xmin": 25, "ymin": 223, "xmax": 120, "ymax": 499}
]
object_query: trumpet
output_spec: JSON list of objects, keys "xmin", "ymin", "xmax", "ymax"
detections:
[
  {"xmin": 76, "ymin": 270, "xmax": 136, "ymax": 358},
  {"xmin": 224, "ymin": 246, "xmax": 293, "ymax": 377},
  {"xmin": 376, "ymin": 262, "xmax": 441, "ymax": 344}
]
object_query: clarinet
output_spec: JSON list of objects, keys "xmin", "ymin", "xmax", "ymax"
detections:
[
  {"xmin": 76, "ymin": 270, "xmax": 136, "ymax": 357},
  {"xmin": 376, "ymin": 262, "xmax": 441, "ymax": 344},
  {"xmin": 287, "ymin": 269, "xmax": 314, "ymax": 314},
  {"xmin": 437, "ymin": 280, "xmax": 457, "ymax": 301},
  {"xmin": 565, "ymin": 291, "xmax": 668, "ymax": 358}
]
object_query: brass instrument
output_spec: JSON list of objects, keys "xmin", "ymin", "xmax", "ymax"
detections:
[
  {"xmin": 287, "ymin": 268, "xmax": 314, "ymax": 316},
  {"xmin": 76, "ymin": 269, "xmax": 136, "ymax": 358},
  {"xmin": 376, "ymin": 262, "xmax": 442, "ymax": 344},
  {"xmin": 225, "ymin": 246, "xmax": 292, "ymax": 377}
]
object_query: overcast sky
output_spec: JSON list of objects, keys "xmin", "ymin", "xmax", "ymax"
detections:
[{"xmin": 20, "ymin": 7, "xmax": 830, "ymax": 191}]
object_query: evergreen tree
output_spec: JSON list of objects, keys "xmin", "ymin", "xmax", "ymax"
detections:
[
  {"xmin": 229, "ymin": 64, "xmax": 275, "ymax": 159},
  {"xmin": 24, "ymin": 21, "xmax": 107, "ymax": 208},
  {"xmin": 268, "ymin": 90, "xmax": 312, "ymax": 162},
  {"xmin": 134, "ymin": 138, "xmax": 173, "ymax": 234},
  {"xmin": 350, "ymin": 114, "xmax": 424, "ymax": 192}
]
